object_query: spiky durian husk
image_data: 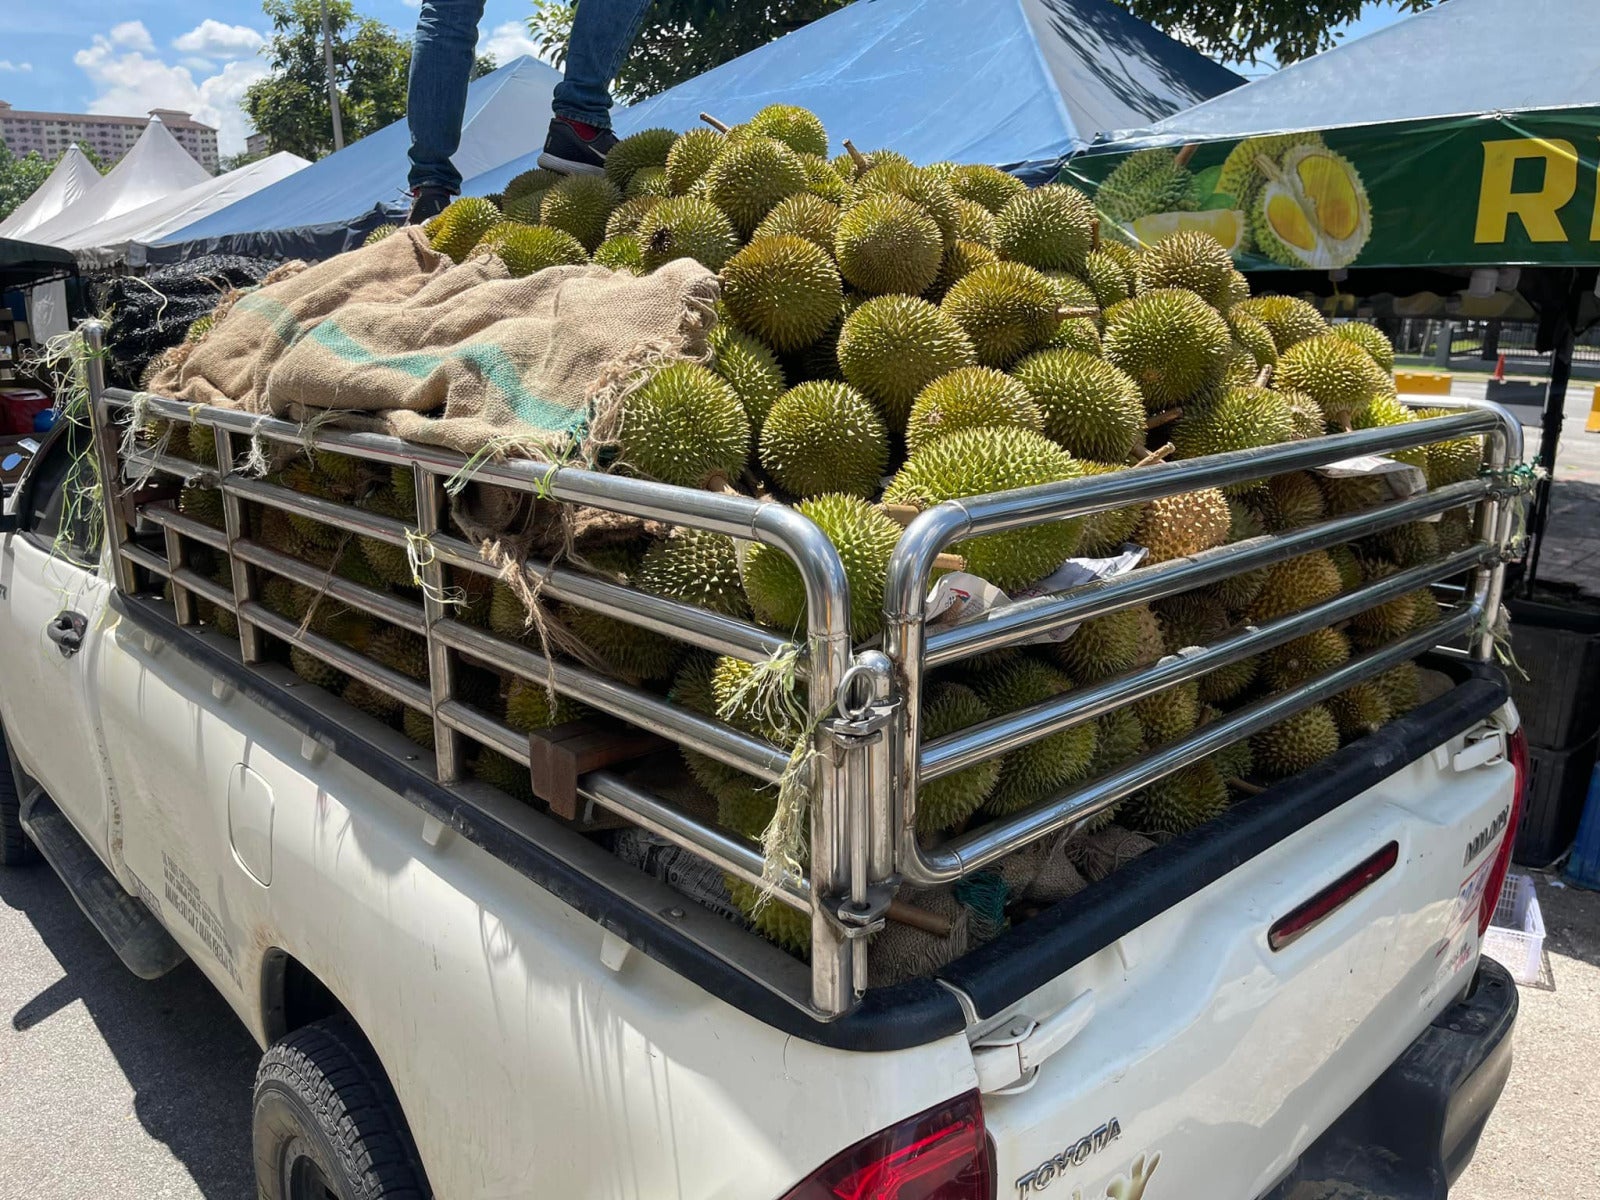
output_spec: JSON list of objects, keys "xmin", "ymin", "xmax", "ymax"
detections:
[
  {"xmin": 472, "ymin": 749, "xmax": 535, "ymax": 803},
  {"xmin": 1171, "ymin": 387, "xmax": 1296, "ymax": 484},
  {"xmin": 760, "ymin": 381, "xmax": 887, "ymax": 499},
  {"xmin": 1230, "ymin": 296, "xmax": 1327, "ymax": 354},
  {"xmin": 973, "ymin": 659, "xmax": 1098, "ymax": 815},
  {"xmin": 561, "ymin": 602, "xmax": 682, "ymax": 682},
  {"xmin": 1075, "ymin": 462, "xmax": 1147, "ymax": 556},
  {"xmin": 1103, "ymin": 288, "xmax": 1233, "ymax": 410},
  {"xmin": 635, "ymin": 196, "xmax": 740, "ymax": 272},
  {"xmin": 619, "ymin": 362, "xmax": 750, "ymax": 488},
  {"xmin": 1095, "ymin": 148, "xmax": 1199, "ymax": 224},
  {"xmin": 290, "ymin": 646, "xmax": 347, "ymax": 691},
  {"xmin": 1330, "ymin": 321, "xmax": 1395, "ymax": 371},
  {"xmin": 917, "ymin": 683, "xmax": 1001, "ymax": 833},
  {"xmin": 904, "ymin": 367, "xmax": 1042, "ymax": 455},
  {"xmin": 538, "ymin": 174, "xmax": 621, "ymax": 252},
  {"xmin": 1134, "ymin": 488, "xmax": 1231, "ymax": 564},
  {"xmin": 993, "ymin": 184, "xmax": 1096, "ymax": 272},
  {"xmin": 726, "ymin": 876, "xmax": 810, "ymax": 956},
  {"xmin": 664, "ymin": 128, "xmax": 724, "ymax": 195},
  {"xmin": 343, "ymin": 679, "xmax": 403, "ymax": 722},
  {"xmin": 1089, "ymin": 706, "xmax": 1145, "ymax": 777},
  {"xmin": 1259, "ymin": 627, "xmax": 1351, "ymax": 690},
  {"xmin": 1245, "ymin": 471, "xmax": 1327, "ymax": 532},
  {"xmin": 833, "ymin": 192, "xmax": 944, "ymax": 297},
  {"xmin": 504, "ymin": 677, "xmax": 582, "ymax": 734},
  {"xmin": 1054, "ymin": 607, "xmax": 1148, "ymax": 683},
  {"xmin": 1273, "ymin": 333, "xmax": 1389, "ymax": 426},
  {"xmin": 721, "ymin": 235, "xmax": 843, "ymax": 353},
  {"xmin": 1251, "ymin": 705, "xmax": 1340, "ymax": 777},
  {"xmin": 1247, "ymin": 551, "xmax": 1343, "ymax": 622},
  {"xmin": 952, "ymin": 198, "xmax": 997, "ymax": 245},
  {"xmin": 948, "ymin": 164, "xmax": 1027, "ymax": 214},
  {"xmin": 711, "ymin": 655, "xmax": 809, "ymax": 746},
  {"xmin": 707, "ymin": 324, "xmax": 786, "ymax": 431},
  {"xmin": 1327, "ymin": 682, "xmax": 1392, "ymax": 739},
  {"xmin": 741, "ymin": 494, "xmax": 900, "ymax": 639},
  {"xmin": 637, "ymin": 528, "xmax": 751, "ymax": 619},
  {"xmin": 1133, "ymin": 680, "xmax": 1200, "ymax": 747},
  {"xmin": 939, "ymin": 262, "xmax": 1061, "ymax": 370},
  {"xmin": 884, "ymin": 428, "xmax": 1084, "ymax": 589},
  {"xmin": 604, "ymin": 195, "xmax": 660, "ymax": 241},
  {"xmin": 179, "ymin": 486, "xmax": 225, "ymax": 529},
  {"xmin": 704, "ymin": 136, "xmax": 809, "ymax": 238},
  {"xmin": 931, "ymin": 239, "xmax": 1000, "ymax": 302},
  {"xmin": 836, "ymin": 295, "xmax": 977, "ymax": 431},
  {"xmin": 1079, "ymin": 249, "xmax": 1130, "ymax": 309},
  {"xmin": 1135, "ymin": 231, "xmax": 1249, "ymax": 309},
  {"xmin": 1012, "ymin": 349, "xmax": 1144, "ymax": 464},
  {"xmin": 753, "ymin": 192, "xmax": 840, "ymax": 251},
  {"xmin": 1371, "ymin": 521, "xmax": 1441, "ymax": 568},
  {"xmin": 593, "ymin": 234, "xmax": 644, "ymax": 274},
  {"xmin": 603, "ymin": 127, "xmax": 677, "ymax": 189},
  {"xmin": 1376, "ymin": 661, "xmax": 1422, "ymax": 715},
  {"xmin": 426, "ymin": 197, "xmax": 502, "ymax": 262},
  {"xmin": 670, "ymin": 655, "xmax": 745, "ymax": 795},
  {"xmin": 1208, "ymin": 499, "xmax": 1268, "ymax": 612},
  {"xmin": 1125, "ymin": 760, "xmax": 1230, "ymax": 838}
]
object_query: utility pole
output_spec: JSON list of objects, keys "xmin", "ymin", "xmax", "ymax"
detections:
[{"xmin": 320, "ymin": 0, "xmax": 345, "ymax": 151}]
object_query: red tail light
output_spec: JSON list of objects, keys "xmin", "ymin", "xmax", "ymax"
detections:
[
  {"xmin": 1478, "ymin": 725, "xmax": 1527, "ymax": 938},
  {"xmin": 780, "ymin": 1090, "xmax": 993, "ymax": 1200},
  {"xmin": 1269, "ymin": 841, "xmax": 1399, "ymax": 951}
]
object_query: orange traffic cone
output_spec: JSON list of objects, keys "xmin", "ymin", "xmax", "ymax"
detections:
[{"xmin": 1493, "ymin": 353, "xmax": 1506, "ymax": 382}]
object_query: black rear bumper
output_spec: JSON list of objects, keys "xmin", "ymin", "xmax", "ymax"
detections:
[{"xmin": 1263, "ymin": 955, "xmax": 1518, "ymax": 1200}]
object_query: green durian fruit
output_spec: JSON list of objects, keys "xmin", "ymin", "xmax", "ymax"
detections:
[
  {"xmin": 753, "ymin": 193, "xmax": 840, "ymax": 251},
  {"xmin": 604, "ymin": 127, "xmax": 677, "ymax": 189},
  {"xmin": 904, "ymin": 367, "xmax": 1042, "ymax": 455},
  {"xmin": 953, "ymin": 198, "xmax": 997, "ymax": 245},
  {"xmin": 1251, "ymin": 705, "xmax": 1340, "ymax": 777},
  {"xmin": 940, "ymin": 261, "xmax": 1061, "ymax": 369},
  {"xmin": 1103, "ymin": 288, "xmax": 1233, "ymax": 411},
  {"xmin": 759, "ymin": 381, "xmax": 888, "ymax": 499},
  {"xmin": 948, "ymin": 164, "xmax": 1027, "ymax": 214},
  {"xmin": 1126, "ymin": 760, "xmax": 1230, "ymax": 838},
  {"xmin": 850, "ymin": 163, "xmax": 960, "ymax": 250},
  {"xmin": 1012, "ymin": 348, "xmax": 1144, "ymax": 463},
  {"xmin": 1054, "ymin": 606, "xmax": 1150, "ymax": 683},
  {"xmin": 540, "ymin": 174, "xmax": 622, "ymax": 253},
  {"xmin": 726, "ymin": 876, "xmax": 810, "ymax": 955},
  {"xmin": 635, "ymin": 196, "xmax": 740, "ymax": 272},
  {"xmin": 1330, "ymin": 321, "xmax": 1396, "ymax": 371},
  {"xmin": 1133, "ymin": 680, "xmax": 1200, "ymax": 746},
  {"xmin": 836, "ymin": 294, "xmax": 977, "ymax": 431},
  {"xmin": 1247, "ymin": 551, "xmax": 1343, "ymax": 622},
  {"xmin": 593, "ymin": 234, "xmax": 645, "ymax": 274},
  {"xmin": 917, "ymin": 682, "xmax": 1001, "ymax": 833},
  {"xmin": 708, "ymin": 324, "xmax": 786, "ymax": 430},
  {"xmin": 746, "ymin": 104, "xmax": 828, "ymax": 157},
  {"xmin": 884, "ymin": 428, "xmax": 1085, "ymax": 589},
  {"xmin": 638, "ymin": 528, "xmax": 751, "ymax": 619},
  {"xmin": 704, "ymin": 136, "xmax": 809, "ymax": 237},
  {"xmin": 604, "ymin": 195, "xmax": 660, "ymax": 241},
  {"xmin": 664, "ymin": 128, "xmax": 725, "ymax": 196},
  {"xmin": 1259, "ymin": 627, "xmax": 1351, "ymax": 690},
  {"xmin": 833, "ymin": 193, "xmax": 944, "ymax": 297},
  {"xmin": 1231, "ymin": 296, "xmax": 1327, "ymax": 353},
  {"xmin": 619, "ymin": 362, "xmax": 750, "ymax": 488},
  {"xmin": 478, "ymin": 223, "xmax": 589, "ymax": 276},
  {"xmin": 994, "ymin": 184, "xmax": 1097, "ymax": 272},
  {"xmin": 1074, "ymin": 462, "xmax": 1147, "ymax": 556},
  {"xmin": 721, "ymin": 235, "xmax": 843, "ymax": 353},
  {"xmin": 1135, "ymin": 230, "xmax": 1250, "ymax": 310},
  {"xmin": 1273, "ymin": 333, "xmax": 1390, "ymax": 427},
  {"xmin": 931, "ymin": 239, "xmax": 1000, "ymax": 302},
  {"xmin": 1327, "ymin": 681, "xmax": 1392, "ymax": 739},
  {"xmin": 973, "ymin": 658, "xmax": 1098, "ymax": 815},
  {"xmin": 426, "ymin": 196, "xmax": 502, "ymax": 262},
  {"xmin": 740, "ymin": 494, "xmax": 900, "ymax": 640},
  {"xmin": 1170, "ymin": 387, "xmax": 1296, "ymax": 482}
]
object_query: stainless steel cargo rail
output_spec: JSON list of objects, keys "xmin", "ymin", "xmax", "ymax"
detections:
[{"xmin": 80, "ymin": 319, "xmax": 1528, "ymax": 1018}]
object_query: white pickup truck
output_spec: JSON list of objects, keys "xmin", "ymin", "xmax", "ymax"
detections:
[{"xmin": 1, "ymin": 327, "xmax": 1526, "ymax": 1200}]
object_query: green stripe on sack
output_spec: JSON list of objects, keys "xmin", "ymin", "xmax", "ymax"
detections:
[
  {"xmin": 232, "ymin": 294, "xmax": 307, "ymax": 347},
  {"xmin": 306, "ymin": 321, "xmax": 583, "ymax": 433}
]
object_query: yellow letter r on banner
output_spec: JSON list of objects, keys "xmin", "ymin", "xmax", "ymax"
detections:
[{"xmin": 1475, "ymin": 137, "xmax": 1578, "ymax": 243}]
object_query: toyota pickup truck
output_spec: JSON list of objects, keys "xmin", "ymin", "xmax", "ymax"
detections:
[{"xmin": 0, "ymin": 325, "xmax": 1525, "ymax": 1200}]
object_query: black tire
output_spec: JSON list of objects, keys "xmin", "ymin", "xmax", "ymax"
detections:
[
  {"xmin": 0, "ymin": 725, "xmax": 39, "ymax": 867},
  {"xmin": 253, "ymin": 1016, "xmax": 430, "ymax": 1200}
]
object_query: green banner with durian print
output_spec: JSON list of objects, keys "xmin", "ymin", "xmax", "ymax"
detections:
[{"xmin": 1060, "ymin": 107, "xmax": 1600, "ymax": 270}]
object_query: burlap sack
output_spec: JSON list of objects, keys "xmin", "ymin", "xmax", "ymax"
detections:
[
  {"xmin": 1069, "ymin": 825, "xmax": 1158, "ymax": 883},
  {"xmin": 868, "ymin": 887, "xmax": 970, "ymax": 989},
  {"xmin": 263, "ymin": 251, "xmax": 718, "ymax": 459},
  {"xmin": 147, "ymin": 229, "xmax": 449, "ymax": 407}
]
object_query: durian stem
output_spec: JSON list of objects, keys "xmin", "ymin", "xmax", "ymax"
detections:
[
  {"xmin": 1175, "ymin": 143, "xmax": 1198, "ymax": 168},
  {"xmin": 1229, "ymin": 776, "xmax": 1266, "ymax": 795},
  {"xmin": 887, "ymin": 899, "xmax": 954, "ymax": 937},
  {"xmin": 842, "ymin": 139, "xmax": 871, "ymax": 175},
  {"xmin": 699, "ymin": 112, "xmax": 731, "ymax": 133},
  {"xmin": 1133, "ymin": 443, "xmax": 1174, "ymax": 467},
  {"xmin": 1058, "ymin": 305, "xmax": 1100, "ymax": 319},
  {"xmin": 931, "ymin": 553, "xmax": 966, "ymax": 572},
  {"xmin": 701, "ymin": 471, "xmax": 741, "ymax": 496},
  {"xmin": 1146, "ymin": 407, "xmax": 1183, "ymax": 431},
  {"xmin": 879, "ymin": 502, "xmax": 922, "ymax": 527},
  {"xmin": 1254, "ymin": 363, "xmax": 1274, "ymax": 388}
]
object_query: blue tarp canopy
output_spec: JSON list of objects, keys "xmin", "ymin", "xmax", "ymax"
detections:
[
  {"xmin": 465, "ymin": 0, "xmax": 1241, "ymax": 196},
  {"xmin": 148, "ymin": 57, "xmax": 562, "ymax": 263}
]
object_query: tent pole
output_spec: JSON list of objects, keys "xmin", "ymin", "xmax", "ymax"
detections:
[
  {"xmin": 1523, "ymin": 271, "xmax": 1583, "ymax": 592},
  {"xmin": 321, "ymin": 0, "xmax": 345, "ymax": 152}
]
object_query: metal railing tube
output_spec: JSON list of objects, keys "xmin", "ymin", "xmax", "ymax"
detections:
[
  {"xmin": 948, "ymin": 411, "xmax": 1501, "ymax": 536},
  {"xmin": 428, "ymin": 532, "xmax": 795, "ymax": 668},
  {"xmin": 924, "ymin": 478, "xmax": 1489, "ymax": 667},
  {"xmin": 228, "ymin": 540, "xmax": 425, "ymax": 634},
  {"xmin": 149, "ymin": 506, "xmax": 230, "ymax": 552},
  {"xmin": 241, "ymin": 603, "xmax": 432, "ymax": 712},
  {"xmin": 169, "ymin": 566, "xmax": 236, "ymax": 611},
  {"xmin": 578, "ymin": 772, "xmax": 812, "ymax": 913},
  {"xmin": 902, "ymin": 604, "xmax": 1479, "ymax": 885},
  {"xmin": 118, "ymin": 543, "xmax": 172, "ymax": 578},
  {"xmin": 225, "ymin": 476, "xmax": 412, "ymax": 546},
  {"xmin": 122, "ymin": 448, "xmax": 217, "ymax": 486},
  {"xmin": 416, "ymin": 473, "xmax": 463, "ymax": 782},
  {"xmin": 431, "ymin": 618, "xmax": 791, "ymax": 783},
  {"xmin": 921, "ymin": 543, "xmax": 1493, "ymax": 782},
  {"xmin": 81, "ymin": 323, "xmax": 141, "ymax": 595},
  {"xmin": 162, "ymin": 521, "xmax": 196, "ymax": 625}
]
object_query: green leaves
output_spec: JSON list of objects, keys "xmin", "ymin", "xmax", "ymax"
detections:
[{"xmin": 1114, "ymin": 0, "xmax": 1438, "ymax": 66}]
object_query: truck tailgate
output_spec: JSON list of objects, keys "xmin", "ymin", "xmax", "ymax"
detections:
[{"xmin": 977, "ymin": 720, "xmax": 1515, "ymax": 1200}]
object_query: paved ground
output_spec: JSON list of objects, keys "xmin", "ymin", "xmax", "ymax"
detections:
[{"xmin": 0, "ymin": 861, "xmax": 257, "ymax": 1198}]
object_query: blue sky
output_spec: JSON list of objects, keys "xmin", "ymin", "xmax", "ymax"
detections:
[{"xmin": 0, "ymin": 0, "xmax": 1413, "ymax": 156}]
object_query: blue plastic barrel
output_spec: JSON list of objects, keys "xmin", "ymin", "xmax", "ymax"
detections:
[{"xmin": 1567, "ymin": 763, "xmax": 1600, "ymax": 890}]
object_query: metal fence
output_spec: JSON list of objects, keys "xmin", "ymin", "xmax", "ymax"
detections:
[{"xmin": 82, "ymin": 319, "xmax": 1526, "ymax": 1020}]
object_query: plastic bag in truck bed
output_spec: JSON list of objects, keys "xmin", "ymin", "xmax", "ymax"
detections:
[{"xmin": 144, "ymin": 226, "xmax": 719, "ymax": 459}]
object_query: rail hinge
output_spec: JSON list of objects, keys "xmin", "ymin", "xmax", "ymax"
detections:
[{"xmin": 820, "ymin": 697, "xmax": 899, "ymax": 757}]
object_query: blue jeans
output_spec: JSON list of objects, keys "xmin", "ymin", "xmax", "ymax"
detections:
[{"xmin": 407, "ymin": 0, "xmax": 654, "ymax": 193}]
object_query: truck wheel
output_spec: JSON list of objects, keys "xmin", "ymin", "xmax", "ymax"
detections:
[
  {"xmin": 253, "ymin": 1016, "xmax": 429, "ymax": 1200},
  {"xmin": 0, "ymin": 726, "xmax": 39, "ymax": 867}
]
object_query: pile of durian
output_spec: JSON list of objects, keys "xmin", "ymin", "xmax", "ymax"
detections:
[{"xmin": 164, "ymin": 104, "xmax": 1483, "ymax": 960}]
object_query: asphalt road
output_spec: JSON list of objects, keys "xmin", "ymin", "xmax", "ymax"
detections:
[{"xmin": 0, "ymin": 859, "xmax": 257, "ymax": 1198}]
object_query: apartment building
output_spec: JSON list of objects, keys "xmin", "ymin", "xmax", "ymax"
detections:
[{"xmin": 0, "ymin": 103, "xmax": 218, "ymax": 173}]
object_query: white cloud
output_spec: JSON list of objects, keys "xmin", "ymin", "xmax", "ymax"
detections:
[
  {"xmin": 73, "ymin": 31, "xmax": 270, "ymax": 157},
  {"xmin": 181, "ymin": 57, "xmax": 216, "ymax": 74},
  {"xmin": 400, "ymin": 0, "xmax": 422, "ymax": 8},
  {"xmin": 0, "ymin": 61, "xmax": 34, "ymax": 73},
  {"xmin": 109, "ymin": 21, "xmax": 156, "ymax": 53},
  {"xmin": 173, "ymin": 19, "xmax": 266, "ymax": 60},
  {"xmin": 479, "ymin": 20, "xmax": 540, "ymax": 65}
]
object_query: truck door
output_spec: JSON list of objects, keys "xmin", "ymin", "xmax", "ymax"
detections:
[{"xmin": 0, "ymin": 413, "xmax": 116, "ymax": 858}]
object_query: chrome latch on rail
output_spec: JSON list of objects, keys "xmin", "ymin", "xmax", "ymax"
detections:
[{"xmin": 826, "ymin": 881, "xmax": 898, "ymax": 939}]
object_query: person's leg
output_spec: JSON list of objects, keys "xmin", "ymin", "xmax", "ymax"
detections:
[
  {"xmin": 407, "ymin": 0, "xmax": 488, "ymax": 199},
  {"xmin": 551, "ymin": 0, "xmax": 655, "ymax": 129}
]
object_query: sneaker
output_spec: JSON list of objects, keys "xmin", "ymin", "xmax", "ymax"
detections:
[
  {"xmin": 406, "ymin": 186, "xmax": 454, "ymax": 225},
  {"xmin": 538, "ymin": 117, "xmax": 618, "ymax": 176}
]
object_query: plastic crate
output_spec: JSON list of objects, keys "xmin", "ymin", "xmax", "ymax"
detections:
[
  {"xmin": 1481, "ymin": 873, "xmax": 1546, "ymax": 985},
  {"xmin": 1513, "ymin": 734, "xmax": 1598, "ymax": 867},
  {"xmin": 1565, "ymin": 763, "xmax": 1600, "ymax": 890},
  {"xmin": 1507, "ymin": 599, "xmax": 1600, "ymax": 750}
]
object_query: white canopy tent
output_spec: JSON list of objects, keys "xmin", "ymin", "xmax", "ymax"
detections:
[
  {"xmin": 64, "ymin": 152, "xmax": 311, "ymax": 268},
  {"xmin": 25, "ymin": 117, "xmax": 211, "ymax": 248},
  {"xmin": 0, "ymin": 146, "xmax": 104, "ymax": 240}
]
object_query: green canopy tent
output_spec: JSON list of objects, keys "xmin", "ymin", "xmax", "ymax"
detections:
[{"xmin": 1058, "ymin": 0, "xmax": 1600, "ymax": 587}]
